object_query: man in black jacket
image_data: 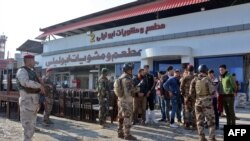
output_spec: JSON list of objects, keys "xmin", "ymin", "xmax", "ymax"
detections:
[{"xmin": 143, "ymin": 65, "xmax": 158, "ymax": 124}]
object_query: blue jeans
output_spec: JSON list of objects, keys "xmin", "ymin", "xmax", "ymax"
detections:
[
  {"xmin": 170, "ymin": 97, "xmax": 179, "ymax": 124},
  {"xmin": 177, "ymin": 96, "xmax": 182, "ymax": 122},
  {"xmin": 158, "ymin": 96, "xmax": 171, "ymax": 121}
]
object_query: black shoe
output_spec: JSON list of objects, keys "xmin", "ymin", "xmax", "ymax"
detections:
[{"xmin": 158, "ymin": 119, "xmax": 166, "ymax": 122}]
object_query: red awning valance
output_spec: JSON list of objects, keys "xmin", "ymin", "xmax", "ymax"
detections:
[{"xmin": 37, "ymin": 0, "xmax": 209, "ymax": 39}]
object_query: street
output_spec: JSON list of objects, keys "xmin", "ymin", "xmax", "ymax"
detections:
[{"xmin": 1, "ymin": 103, "xmax": 249, "ymax": 141}]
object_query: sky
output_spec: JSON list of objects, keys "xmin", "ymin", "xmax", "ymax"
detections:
[{"xmin": 0, "ymin": 0, "xmax": 136, "ymax": 58}]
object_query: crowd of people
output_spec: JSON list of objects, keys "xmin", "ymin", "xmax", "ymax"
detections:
[
  {"xmin": 111, "ymin": 63, "xmax": 240, "ymax": 141},
  {"xmin": 16, "ymin": 54, "xmax": 241, "ymax": 141}
]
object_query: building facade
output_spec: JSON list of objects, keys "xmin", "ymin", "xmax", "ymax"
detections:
[{"xmin": 36, "ymin": 2, "xmax": 250, "ymax": 99}]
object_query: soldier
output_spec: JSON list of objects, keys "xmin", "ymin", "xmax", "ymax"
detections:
[
  {"xmin": 114, "ymin": 63, "xmax": 139, "ymax": 140},
  {"xmin": 16, "ymin": 54, "xmax": 45, "ymax": 141},
  {"xmin": 190, "ymin": 65, "xmax": 216, "ymax": 141},
  {"xmin": 180, "ymin": 64, "xmax": 196, "ymax": 129},
  {"xmin": 97, "ymin": 68, "xmax": 110, "ymax": 128},
  {"xmin": 42, "ymin": 68, "xmax": 54, "ymax": 125}
]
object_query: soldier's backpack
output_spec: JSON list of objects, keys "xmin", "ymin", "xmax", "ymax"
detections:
[
  {"xmin": 113, "ymin": 77, "xmax": 124, "ymax": 97},
  {"xmin": 195, "ymin": 77, "xmax": 213, "ymax": 96}
]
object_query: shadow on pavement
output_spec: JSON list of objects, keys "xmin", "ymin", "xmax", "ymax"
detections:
[{"xmin": 36, "ymin": 116, "xmax": 102, "ymax": 140}]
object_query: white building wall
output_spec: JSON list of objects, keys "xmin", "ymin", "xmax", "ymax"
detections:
[
  {"xmin": 42, "ymin": 29, "xmax": 250, "ymax": 68},
  {"xmin": 43, "ymin": 3, "xmax": 250, "ymax": 53}
]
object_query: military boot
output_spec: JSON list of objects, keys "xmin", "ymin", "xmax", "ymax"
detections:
[
  {"xmin": 200, "ymin": 137, "xmax": 208, "ymax": 141},
  {"xmin": 118, "ymin": 133, "xmax": 124, "ymax": 139},
  {"xmin": 208, "ymin": 138, "xmax": 217, "ymax": 141},
  {"xmin": 47, "ymin": 119, "xmax": 54, "ymax": 124},
  {"xmin": 124, "ymin": 135, "xmax": 137, "ymax": 140},
  {"xmin": 43, "ymin": 120, "xmax": 50, "ymax": 127}
]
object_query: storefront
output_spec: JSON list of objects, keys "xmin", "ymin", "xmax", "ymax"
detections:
[{"xmin": 36, "ymin": 1, "xmax": 250, "ymax": 99}]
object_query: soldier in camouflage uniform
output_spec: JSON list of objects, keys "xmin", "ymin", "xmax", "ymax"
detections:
[
  {"xmin": 97, "ymin": 68, "xmax": 110, "ymax": 127},
  {"xmin": 16, "ymin": 54, "xmax": 45, "ymax": 141},
  {"xmin": 114, "ymin": 63, "xmax": 139, "ymax": 140},
  {"xmin": 180, "ymin": 64, "xmax": 196, "ymax": 129},
  {"xmin": 42, "ymin": 68, "xmax": 54, "ymax": 125},
  {"xmin": 189, "ymin": 65, "xmax": 216, "ymax": 141}
]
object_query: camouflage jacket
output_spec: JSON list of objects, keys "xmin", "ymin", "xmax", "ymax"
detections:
[
  {"xmin": 97, "ymin": 75, "xmax": 110, "ymax": 98},
  {"xmin": 180, "ymin": 74, "xmax": 194, "ymax": 97}
]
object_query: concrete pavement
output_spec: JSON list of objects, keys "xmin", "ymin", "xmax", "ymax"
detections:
[{"xmin": 0, "ymin": 102, "xmax": 250, "ymax": 141}]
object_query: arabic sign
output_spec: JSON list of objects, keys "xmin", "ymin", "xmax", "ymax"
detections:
[
  {"xmin": 45, "ymin": 48, "xmax": 142, "ymax": 67},
  {"xmin": 89, "ymin": 23, "xmax": 166, "ymax": 43}
]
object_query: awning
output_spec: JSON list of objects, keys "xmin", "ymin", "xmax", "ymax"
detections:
[
  {"xmin": 36, "ymin": 0, "xmax": 209, "ymax": 40},
  {"xmin": 16, "ymin": 40, "xmax": 43, "ymax": 54}
]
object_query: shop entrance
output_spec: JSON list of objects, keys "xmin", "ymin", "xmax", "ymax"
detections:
[{"xmin": 154, "ymin": 60, "xmax": 182, "ymax": 73}]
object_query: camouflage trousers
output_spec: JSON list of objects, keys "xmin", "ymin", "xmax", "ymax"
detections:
[
  {"xmin": 44, "ymin": 96, "xmax": 53, "ymax": 122},
  {"xmin": 195, "ymin": 96, "xmax": 215, "ymax": 140},
  {"xmin": 19, "ymin": 91, "xmax": 40, "ymax": 141},
  {"xmin": 184, "ymin": 96, "xmax": 196, "ymax": 127},
  {"xmin": 117, "ymin": 100, "xmax": 133, "ymax": 137},
  {"xmin": 98, "ymin": 96, "xmax": 109, "ymax": 125},
  {"xmin": 133, "ymin": 96, "xmax": 147, "ymax": 122}
]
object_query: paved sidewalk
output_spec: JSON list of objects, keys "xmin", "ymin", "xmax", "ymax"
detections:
[{"xmin": 1, "ymin": 103, "xmax": 250, "ymax": 141}]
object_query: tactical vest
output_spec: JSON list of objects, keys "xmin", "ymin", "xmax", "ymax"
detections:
[
  {"xmin": 17, "ymin": 66, "xmax": 41, "ymax": 93},
  {"xmin": 195, "ymin": 77, "xmax": 209, "ymax": 96}
]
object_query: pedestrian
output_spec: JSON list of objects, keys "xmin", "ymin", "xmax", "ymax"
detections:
[
  {"xmin": 217, "ymin": 76, "xmax": 225, "ymax": 117},
  {"xmin": 219, "ymin": 64, "xmax": 236, "ymax": 125},
  {"xmin": 143, "ymin": 65, "xmax": 158, "ymax": 124},
  {"xmin": 159, "ymin": 66, "xmax": 174, "ymax": 124},
  {"xmin": 155, "ymin": 71, "xmax": 165, "ymax": 122},
  {"xmin": 180, "ymin": 64, "xmax": 196, "ymax": 130},
  {"xmin": 97, "ymin": 68, "xmax": 111, "ymax": 128},
  {"xmin": 174, "ymin": 69, "xmax": 183, "ymax": 125},
  {"xmin": 114, "ymin": 63, "xmax": 139, "ymax": 140},
  {"xmin": 132, "ymin": 69, "xmax": 147, "ymax": 125},
  {"xmin": 208, "ymin": 69, "xmax": 220, "ymax": 130},
  {"xmin": 163, "ymin": 69, "xmax": 181, "ymax": 128},
  {"xmin": 190, "ymin": 64, "xmax": 216, "ymax": 141},
  {"xmin": 41, "ymin": 68, "xmax": 55, "ymax": 126},
  {"xmin": 232, "ymin": 73, "xmax": 240, "ymax": 120},
  {"xmin": 16, "ymin": 54, "xmax": 45, "ymax": 141}
]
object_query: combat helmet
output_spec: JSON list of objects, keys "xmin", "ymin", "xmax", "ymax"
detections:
[
  {"xmin": 122, "ymin": 63, "xmax": 134, "ymax": 72},
  {"xmin": 198, "ymin": 64, "xmax": 208, "ymax": 73}
]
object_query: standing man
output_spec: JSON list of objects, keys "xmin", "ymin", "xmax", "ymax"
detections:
[
  {"xmin": 16, "ymin": 54, "xmax": 45, "ymax": 141},
  {"xmin": 208, "ymin": 69, "xmax": 220, "ymax": 129},
  {"xmin": 132, "ymin": 69, "xmax": 147, "ymax": 125},
  {"xmin": 232, "ymin": 73, "xmax": 240, "ymax": 120},
  {"xmin": 97, "ymin": 68, "xmax": 110, "ymax": 128},
  {"xmin": 143, "ymin": 65, "xmax": 157, "ymax": 124},
  {"xmin": 190, "ymin": 65, "xmax": 216, "ymax": 141},
  {"xmin": 42, "ymin": 68, "xmax": 54, "ymax": 126},
  {"xmin": 159, "ymin": 66, "xmax": 174, "ymax": 124},
  {"xmin": 163, "ymin": 70, "xmax": 181, "ymax": 128},
  {"xmin": 114, "ymin": 63, "xmax": 139, "ymax": 140},
  {"xmin": 219, "ymin": 64, "xmax": 236, "ymax": 125},
  {"xmin": 180, "ymin": 64, "xmax": 196, "ymax": 129}
]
